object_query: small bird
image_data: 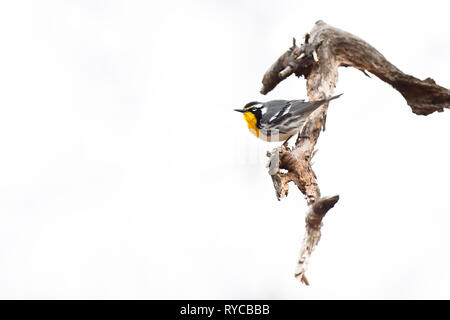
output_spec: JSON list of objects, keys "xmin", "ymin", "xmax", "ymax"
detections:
[{"xmin": 234, "ymin": 94, "xmax": 343, "ymax": 142}]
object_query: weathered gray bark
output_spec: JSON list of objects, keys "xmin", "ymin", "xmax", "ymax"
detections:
[{"xmin": 263, "ymin": 20, "xmax": 449, "ymax": 285}]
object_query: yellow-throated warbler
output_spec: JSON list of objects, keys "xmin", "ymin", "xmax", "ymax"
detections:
[{"xmin": 234, "ymin": 94, "xmax": 343, "ymax": 142}]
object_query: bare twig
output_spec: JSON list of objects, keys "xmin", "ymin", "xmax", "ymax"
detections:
[{"xmin": 278, "ymin": 65, "xmax": 293, "ymax": 80}]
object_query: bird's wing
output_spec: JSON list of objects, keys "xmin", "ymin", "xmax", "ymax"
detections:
[
  {"xmin": 288, "ymin": 100, "xmax": 325, "ymax": 117},
  {"xmin": 265, "ymin": 99, "xmax": 310, "ymax": 125}
]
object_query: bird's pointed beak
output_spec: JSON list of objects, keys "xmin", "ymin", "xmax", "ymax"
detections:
[{"xmin": 234, "ymin": 108, "xmax": 247, "ymax": 113}]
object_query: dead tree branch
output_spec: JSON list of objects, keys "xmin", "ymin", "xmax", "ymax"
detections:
[{"xmin": 263, "ymin": 20, "xmax": 449, "ymax": 285}]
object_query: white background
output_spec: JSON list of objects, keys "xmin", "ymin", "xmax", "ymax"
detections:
[{"xmin": 0, "ymin": 0, "xmax": 449, "ymax": 299}]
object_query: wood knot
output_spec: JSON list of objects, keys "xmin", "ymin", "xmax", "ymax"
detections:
[{"xmin": 423, "ymin": 77, "xmax": 436, "ymax": 84}]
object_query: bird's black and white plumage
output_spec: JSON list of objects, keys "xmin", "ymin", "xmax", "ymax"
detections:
[{"xmin": 234, "ymin": 94, "xmax": 343, "ymax": 141}]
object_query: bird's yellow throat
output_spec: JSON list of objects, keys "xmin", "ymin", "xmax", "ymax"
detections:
[{"xmin": 243, "ymin": 112, "xmax": 259, "ymax": 137}]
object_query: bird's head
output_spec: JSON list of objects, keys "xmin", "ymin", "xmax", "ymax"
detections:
[{"xmin": 234, "ymin": 101, "xmax": 263, "ymax": 137}]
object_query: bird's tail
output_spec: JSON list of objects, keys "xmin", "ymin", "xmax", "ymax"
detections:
[
  {"xmin": 305, "ymin": 93, "xmax": 343, "ymax": 111},
  {"xmin": 308, "ymin": 93, "xmax": 343, "ymax": 109},
  {"xmin": 326, "ymin": 93, "xmax": 343, "ymax": 102}
]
